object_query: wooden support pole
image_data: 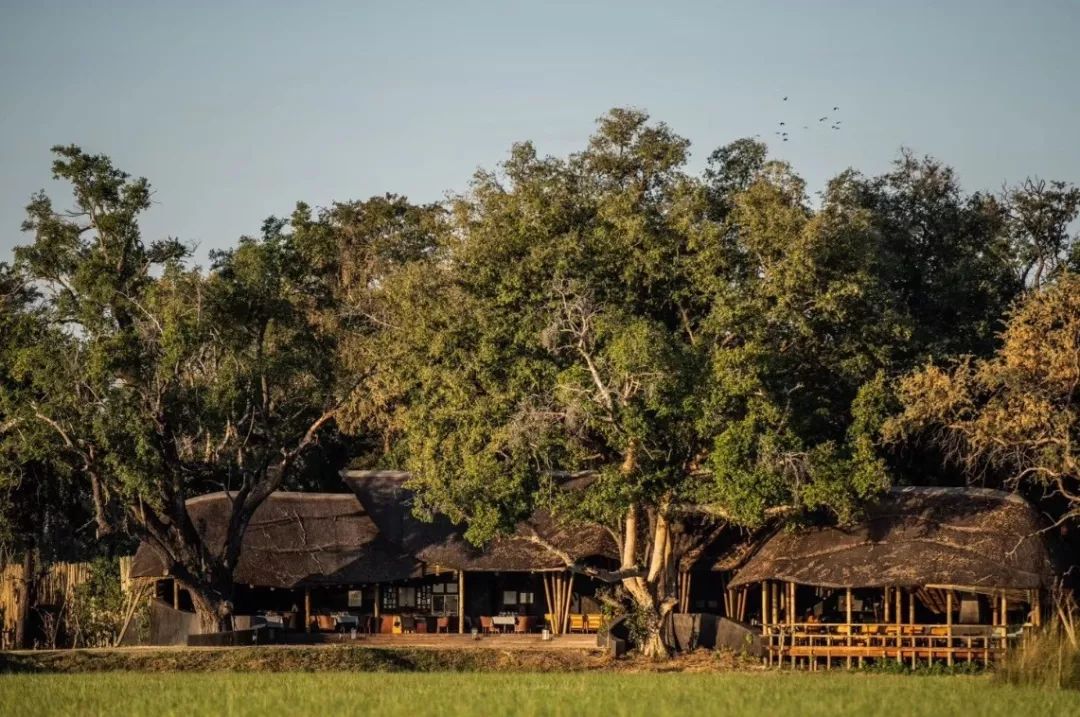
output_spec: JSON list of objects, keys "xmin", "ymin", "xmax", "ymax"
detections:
[
  {"xmin": 895, "ymin": 585, "xmax": 902, "ymax": 663},
  {"xmin": 562, "ymin": 571, "xmax": 574, "ymax": 634},
  {"xmin": 1034, "ymin": 590, "xmax": 1041, "ymax": 627},
  {"xmin": 761, "ymin": 582, "xmax": 770, "ymax": 666},
  {"xmin": 946, "ymin": 590, "xmax": 954, "ymax": 666},
  {"xmin": 542, "ymin": 573, "xmax": 554, "ymax": 633},
  {"xmin": 458, "ymin": 571, "xmax": 465, "ymax": 634},
  {"xmin": 789, "ymin": 582, "xmax": 796, "ymax": 668},
  {"xmin": 173, "ymin": 579, "xmax": 180, "ymax": 610},
  {"xmin": 304, "ymin": 588, "xmax": 311, "ymax": 633},
  {"xmin": 846, "ymin": 587, "xmax": 853, "ymax": 669},
  {"xmin": 884, "ymin": 587, "xmax": 890, "ymax": 623}
]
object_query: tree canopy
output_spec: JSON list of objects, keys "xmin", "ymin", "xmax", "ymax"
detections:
[
  {"xmin": 2, "ymin": 110, "xmax": 1076, "ymax": 653},
  {"xmin": 346, "ymin": 109, "xmax": 1046, "ymax": 654}
]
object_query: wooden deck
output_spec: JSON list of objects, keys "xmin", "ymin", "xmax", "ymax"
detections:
[{"xmin": 763, "ymin": 622, "xmax": 1019, "ymax": 669}]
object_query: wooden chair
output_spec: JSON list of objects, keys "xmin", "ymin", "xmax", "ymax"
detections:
[
  {"xmin": 436, "ymin": 616, "xmax": 450, "ymax": 633},
  {"xmin": 514, "ymin": 615, "xmax": 533, "ymax": 634},
  {"xmin": 480, "ymin": 616, "xmax": 495, "ymax": 634},
  {"xmin": 401, "ymin": 615, "xmax": 416, "ymax": 633},
  {"xmin": 569, "ymin": 614, "xmax": 586, "ymax": 633},
  {"xmin": 316, "ymin": 614, "xmax": 336, "ymax": 632},
  {"xmin": 585, "ymin": 613, "xmax": 604, "ymax": 633}
]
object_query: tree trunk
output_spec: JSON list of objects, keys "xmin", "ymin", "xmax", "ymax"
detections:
[
  {"xmin": 636, "ymin": 600, "xmax": 673, "ymax": 659},
  {"xmin": 187, "ymin": 583, "xmax": 232, "ymax": 634}
]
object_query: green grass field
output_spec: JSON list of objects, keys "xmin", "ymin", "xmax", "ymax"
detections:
[{"xmin": 1, "ymin": 672, "xmax": 1077, "ymax": 717}]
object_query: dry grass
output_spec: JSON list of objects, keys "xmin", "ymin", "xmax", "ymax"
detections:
[{"xmin": 996, "ymin": 586, "xmax": 1079, "ymax": 690}]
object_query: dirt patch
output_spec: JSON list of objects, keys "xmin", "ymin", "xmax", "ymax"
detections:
[{"xmin": 0, "ymin": 646, "xmax": 757, "ymax": 674}]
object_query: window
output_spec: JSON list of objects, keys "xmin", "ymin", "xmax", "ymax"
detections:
[
  {"xmin": 348, "ymin": 590, "xmax": 363, "ymax": 608},
  {"xmin": 433, "ymin": 595, "xmax": 458, "ymax": 615},
  {"xmin": 398, "ymin": 587, "xmax": 417, "ymax": 608},
  {"xmin": 519, "ymin": 592, "xmax": 535, "ymax": 605},
  {"xmin": 502, "ymin": 590, "xmax": 518, "ymax": 606}
]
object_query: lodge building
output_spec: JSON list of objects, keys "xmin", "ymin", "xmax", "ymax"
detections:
[{"xmin": 130, "ymin": 473, "xmax": 1060, "ymax": 665}]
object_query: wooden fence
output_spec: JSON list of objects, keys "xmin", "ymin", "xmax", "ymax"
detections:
[{"xmin": 0, "ymin": 557, "xmax": 134, "ymax": 649}]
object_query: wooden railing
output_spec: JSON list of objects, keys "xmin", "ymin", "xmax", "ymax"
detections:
[{"xmin": 762, "ymin": 622, "xmax": 1024, "ymax": 669}]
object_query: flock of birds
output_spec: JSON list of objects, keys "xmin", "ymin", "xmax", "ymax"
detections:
[{"xmin": 757, "ymin": 96, "xmax": 843, "ymax": 143}]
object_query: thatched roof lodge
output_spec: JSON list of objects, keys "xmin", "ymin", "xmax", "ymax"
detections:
[
  {"xmin": 730, "ymin": 486, "xmax": 1055, "ymax": 594},
  {"xmin": 728, "ymin": 487, "xmax": 1057, "ymax": 668},
  {"xmin": 130, "ymin": 492, "xmax": 423, "ymax": 588},
  {"xmin": 129, "ymin": 472, "xmax": 619, "ymax": 640},
  {"xmin": 341, "ymin": 470, "xmax": 617, "ymax": 572},
  {"xmin": 127, "ymin": 479, "xmax": 1061, "ymax": 662}
]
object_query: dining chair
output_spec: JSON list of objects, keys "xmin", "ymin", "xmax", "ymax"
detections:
[
  {"xmin": 480, "ymin": 616, "xmax": 494, "ymax": 634},
  {"xmin": 436, "ymin": 616, "xmax": 450, "ymax": 634},
  {"xmin": 569, "ymin": 614, "xmax": 585, "ymax": 633},
  {"xmin": 401, "ymin": 615, "xmax": 416, "ymax": 633}
]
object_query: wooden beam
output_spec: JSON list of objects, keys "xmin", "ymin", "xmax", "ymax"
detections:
[
  {"xmin": 458, "ymin": 571, "xmax": 465, "ymax": 634},
  {"xmin": 304, "ymin": 588, "xmax": 311, "ymax": 633},
  {"xmin": 173, "ymin": 579, "xmax": 180, "ymax": 610},
  {"xmin": 562, "ymin": 571, "xmax": 574, "ymax": 634},
  {"xmin": 846, "ymin": 587, "xmax": 853, "ymax": 669},
  {"xmin": 946, "ymin": 590, "xmax": 954, "ymax": 666},
  {"xmin": 895, "ymin": 586, "xmax": 902, "ymax": 663},
  {"xmin": 542, "ymin": 572, "xmax": 553, "ymax": 633}
]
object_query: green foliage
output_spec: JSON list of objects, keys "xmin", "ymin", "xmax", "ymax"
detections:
[
  {"xmin": 887, "ymin": 273, "xmax": 1080, "ymax": 517},
  {"xmin": 69, "ymin": 557, "xmax": 127, "ymax": 648},
  {"xmin": 359, "ymin": 109, "xmax": 1030, "ymax": 550}
]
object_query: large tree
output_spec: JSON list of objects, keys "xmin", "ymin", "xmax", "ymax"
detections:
[
  {"xmin": 886, "ymin": 273, "xmax": 1080, "ymax": 526},
  {"xmin": 352, "ymin": 110, "xmax": 1020, "ymax": 655},
  {"xmin": 3, "ymin": 148, "xmax": 435, "ymax": 630}
]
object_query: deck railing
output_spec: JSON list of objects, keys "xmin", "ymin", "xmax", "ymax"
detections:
[{"xmin": 762, "ymin": 622, "xmax": 1025, "ymax": 669}]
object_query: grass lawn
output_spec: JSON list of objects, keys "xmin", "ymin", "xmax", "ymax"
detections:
[{"xmin": 1, "ymin": 672, "xmax": 1078, "ymax": 717}]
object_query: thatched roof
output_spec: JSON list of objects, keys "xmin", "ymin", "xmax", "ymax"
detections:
[
  {"xmin": 129, "ymin": 492, "xmax": 423, "ymax": 588},
  {"xmin": 729, "ymin": 487, "xmax": 1055, "ymax": 591},
  {"xmin": 341, "ymin": 470, "xmax": 618, "ymax": 572}
]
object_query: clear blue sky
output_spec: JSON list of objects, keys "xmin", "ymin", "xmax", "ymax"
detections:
[{"xmin": 2, "ymin": 1, "xmax": 1078, "ymax": 264}]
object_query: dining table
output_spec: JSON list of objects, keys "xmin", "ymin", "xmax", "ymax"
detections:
[{"xmin": 491, "ymin": 615, "xmax": 517, "ymax": 632}]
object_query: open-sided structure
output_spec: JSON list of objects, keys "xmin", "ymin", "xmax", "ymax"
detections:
[
  {"xmin": 130, "ymin": 471, "xmax": 618, "ymax": 640},
  {"xmin": 727, "ymin": 487, "xmax": 1056, "ymax": 668}
]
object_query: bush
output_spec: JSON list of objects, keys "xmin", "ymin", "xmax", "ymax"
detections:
[{"xmin": 68, "ymin": 557, "xmax": 127, "ymax": 648}]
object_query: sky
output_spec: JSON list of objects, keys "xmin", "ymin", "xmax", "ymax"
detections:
[{"xmin": 1, "ymin": 0, "xmax": 1078, "ymax": 264}]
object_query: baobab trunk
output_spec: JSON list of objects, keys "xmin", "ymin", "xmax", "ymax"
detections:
[{"xmin": 186, "ymin": 583, "xmax": 233, "ymax": 634}]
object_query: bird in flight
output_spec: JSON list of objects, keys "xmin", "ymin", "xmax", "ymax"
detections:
[
  {"xmin": 833, "ymin": 106, "xmax": 839, "ymax": 111},
  {"xmin": 783, "ymin": 96, "xmax": 788, "ymax": 101},
  {"xmin": 819, "ymin": 116, "xmax": 828, "ymax": 122}
]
